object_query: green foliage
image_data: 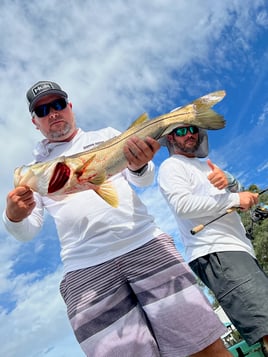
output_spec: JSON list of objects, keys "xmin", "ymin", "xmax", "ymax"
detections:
[{"xmin": 241, "ymin": 185, "xmax": 268, "ymax": 274}]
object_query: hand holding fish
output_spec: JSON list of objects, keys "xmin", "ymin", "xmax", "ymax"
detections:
[
  {"xmin": 207, "ymin": 159, "xmax": 228, "ymax": 190},
  {"xmin": 124, "ymin": 136, "xmax": 160, "ymax": 171},
  {"xmin": 6, "ymin": 186, "xmax": 36, "ymax": 222}
]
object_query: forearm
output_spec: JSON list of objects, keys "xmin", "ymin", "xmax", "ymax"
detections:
[
  {"xmin": 2, "ymin": 207, "xmax": 44, "ymax": 242},
  {"xmin": 165, "ymin": 189, "xmax": 240, "ymax": 219},
  {"xmin": 158, "ymin": 164, "xmax": 240, "ymax": 219},
  {"xmin": 224, "ymin": 171, "xmax": 243, "ymax": 192}
]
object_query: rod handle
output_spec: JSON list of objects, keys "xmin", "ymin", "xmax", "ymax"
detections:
[
  {"xmin": 226, "ymin": 207, "xmax": 237, "ymax": 214},
  {"xmin": 190, "ymin": 224, "xmax": 204, "ymax": 235}
]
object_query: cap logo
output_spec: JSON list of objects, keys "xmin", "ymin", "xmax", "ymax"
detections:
[{"xmin": 32, "ymin": 82, "xmax": 54, "ymax": 97}]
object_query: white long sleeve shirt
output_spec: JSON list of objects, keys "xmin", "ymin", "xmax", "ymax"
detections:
[
  {"xmin": 158, "ymin": 155, "xmax": 255, "ymax": 263},
  {"xmin": 3, "ymin": 128, "xmax": 162, "ymax": 274}
]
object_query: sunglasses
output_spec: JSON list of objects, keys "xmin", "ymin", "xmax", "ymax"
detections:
[
  {"xmin": 33, "ymin": 98, "xmax": 67, "ymax": 118},
  {"xmin": 173, "ymin": 126, "xmax": 199, "ymax": 137}
]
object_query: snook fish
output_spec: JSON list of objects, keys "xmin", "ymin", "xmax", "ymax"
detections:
[{"xmin": 14, "ymin": 90, "xmax": 226, "ymax": 207}]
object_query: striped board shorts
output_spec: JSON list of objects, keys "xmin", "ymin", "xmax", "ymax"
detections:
[{"xmin": 60, "ymin": 234, "xmax": 226, "ymax": 356}]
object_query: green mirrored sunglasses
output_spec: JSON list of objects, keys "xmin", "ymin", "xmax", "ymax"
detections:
[{"xmin": 173, "ymin": 126, "xmax": 199, "ymax": 137}]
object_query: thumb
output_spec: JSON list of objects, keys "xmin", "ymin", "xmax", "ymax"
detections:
[{"xmin": 207, "ymin": 159, "xmax": 215, "ymax": 171}]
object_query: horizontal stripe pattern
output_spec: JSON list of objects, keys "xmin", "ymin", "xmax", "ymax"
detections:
[
  {"xmin": 60, "ymin": 234, "xmax": 193, "ymax": 319},
  {"xmin": 60, "ymin": 234, "xmax": 226, "ymax": 356}
]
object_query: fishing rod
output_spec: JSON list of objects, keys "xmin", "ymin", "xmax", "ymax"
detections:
[
  {"xmin": 190, "ymin": 208, "xmax": 236, "ymax": 235},
  {"xmin": 190, "ymin": 187, "xmax": 268, "ymax": 236},
  {"xmin": 258, "ymin": 188, "xmax": 268, "ymax": 196}
]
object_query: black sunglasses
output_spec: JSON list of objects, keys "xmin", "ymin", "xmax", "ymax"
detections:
[
  {"xmin": 173, "ymin": 126, "xmax": 199, "ymax": 137},
  {"xmin": 33, "ymin": 98, "xmax": 67, "ymax": 118}
]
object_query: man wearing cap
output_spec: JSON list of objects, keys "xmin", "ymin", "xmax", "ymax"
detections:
[
  {"xmin": 158, "ymin": 122, "xmax": 268, "ymax": 352},
  {"xmin": 3, "ymin": 81, "xmax": 232, "ymax": 357}
]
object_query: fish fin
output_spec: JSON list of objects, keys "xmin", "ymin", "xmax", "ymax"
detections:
[
  {"xmin": 194, "ymin": 108, "xmax": 226, "ymax": 130},
  {"xmin": 95, "ymin": 181, "xmax": 119, "ymax": 207},
  {"xmin": 162, "ymin": 91, "xmax": 226, "ymax": 134},
  {"xmin": 126, "ymin": 113, "xmax": 149, "ymax": 130},
  {"xmin": 191, "ymin": 90, "xmax": 226, "ymax": 111},
  {"xmin": 87, "ymin": 170, "xmax": 107, "ymax": 186},
  {"xmin": 74, "ymin": 154, "xmax": 96, "ymax": 173},
  {"xmin": 186, "ymin": 91, "xmax": 226, "ymax": 129},
  {"xmin": 170, "ymin": 91, "xmax": 226, "ymax": 115}
]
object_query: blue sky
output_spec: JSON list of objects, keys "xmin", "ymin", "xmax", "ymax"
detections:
[{"xmin": 0, "ymin": 1, "xmax": 268, "ymax": 356}]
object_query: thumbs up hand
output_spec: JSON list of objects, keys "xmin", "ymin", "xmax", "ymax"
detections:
[{"xmin": 207, "ymin": 159, "xmax": 228, "ymax": 190}]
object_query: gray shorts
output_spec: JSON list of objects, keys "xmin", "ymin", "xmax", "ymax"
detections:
[
  {"xmin": 60, "ymin": 234, "xmax": 226, "ymax": 356},
  {"xmin": 190, "ymin": 251, "xmax": 268, "ymax": 345}
]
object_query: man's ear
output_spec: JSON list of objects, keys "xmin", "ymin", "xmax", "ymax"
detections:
[
  {"xmin": 32, "ymin": 117, "xmax": 39, "ymax": 129},
  {"xmin": 167, "ymin": 133, "xmax": 174, "ymax": 143}
]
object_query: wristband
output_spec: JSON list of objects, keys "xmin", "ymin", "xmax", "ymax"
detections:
[{"xmin": 128, "ymin": 164, "xmax": 148, "ymax": 176}]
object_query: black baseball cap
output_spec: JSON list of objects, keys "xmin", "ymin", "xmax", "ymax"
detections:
[{"xmin": 26, "ymin": 81, "xmax": 68, "ymax": 112}]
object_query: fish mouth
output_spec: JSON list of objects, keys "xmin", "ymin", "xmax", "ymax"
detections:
[{"xmin": 48, "ymin": 162, "xmax": 71, "ymax": 193}]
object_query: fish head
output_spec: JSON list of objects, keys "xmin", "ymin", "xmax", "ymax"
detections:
[{"xmin": 14, "ymin": 158, "xmax": 69, "ymax": 195}]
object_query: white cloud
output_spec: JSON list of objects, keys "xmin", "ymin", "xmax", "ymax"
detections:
[
  {"xmin": 257, "ymin": 101, "xmax": 268, "ymax": 126},
  {"xmin": 257, "ymin": 161, "xmax": 268, "ymax": 173},
  {"xmin": 0, "ymin": 267, "xmax": 83, "ymax": 357},
  {"xmin": 256, "ymin": 8, "xmax": 268, "ymax": 27}
]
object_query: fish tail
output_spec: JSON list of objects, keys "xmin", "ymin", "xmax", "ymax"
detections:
[
  {"xmin": 193, "ymin": 90, "xmax": 226, "ymax": 129},
  {"xmin": 195, "ymin": 108, "xmax": 226, "ymax": 129},
  {"xmin": 170, "ymin": 90, "xmax": 226, "ymax": 130},
  {"xmin": 95, "ymin": 181, "xmax": 119, "ymax": 208},
  {"xmin": 191, "ymin": 90, "xmax": 226, "ymax": 111}
]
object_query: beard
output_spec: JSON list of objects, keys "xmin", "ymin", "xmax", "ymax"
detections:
[
  {"xmin": 173, "ymin": 138, "xmax": 200, "ymax": 154},
  {"xmin": 48, "ymin": 122, "xmax": 73, "ymax": 140}
]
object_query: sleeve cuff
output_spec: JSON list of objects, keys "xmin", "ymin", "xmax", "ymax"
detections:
[{"xmin": 128, "ymin": 164, "xmax": 148, "ymax": 176}]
